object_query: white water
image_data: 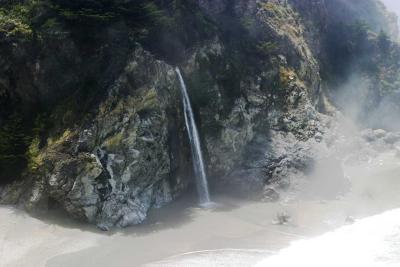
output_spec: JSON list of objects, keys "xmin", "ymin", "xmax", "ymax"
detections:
[
  {"xmin": 2, "ymin": 150, "xmax": 400, "ymax": 267},
  {"xmin": 175, "ymin": 67, "xmax": 211, "ymax": 204},
  {"xmin": 142, "ymin": 150, "xmax": 400, "ymax": 267},
  {"xmin": 146, "ymin": 209, "xmax": 400, "ymax": 267},
  {"xmin": 255, "ymin": 208, "xmax": 400, "ymax": 267}
]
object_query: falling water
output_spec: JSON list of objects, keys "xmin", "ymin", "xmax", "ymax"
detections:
[{"xmin": 175, "ymin": 67, "xmax": 211, "ymax": 205}]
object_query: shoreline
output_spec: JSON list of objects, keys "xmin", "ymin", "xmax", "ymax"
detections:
[{"xmin": 1, "ymin": 151, "xmax": 400, "ymax": 267}]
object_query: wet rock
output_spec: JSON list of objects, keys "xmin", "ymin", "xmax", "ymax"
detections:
[
  {"xmin": 97, "ymin": 223, "xmax": 110, "ymax": 232},
  {"xmin": 272, "ymin": 212, "xmax": 292, "ymax": 225},
  {"xmin": 263, "ymin": 187, "xmax": 280, "ymax": 202},
  {"xmin": 315, "ymin": 132, "xmax": 323, "ymax": 142},
  {"xmin": 76, "ymin": 129, "xmax": 95, "ymax": 153},
  {"xmin": 264, "ymin": 131, "xmax": 318, "ymax": 188},
  {"xmin": 3, "ymin": 0, "xmax": 396, "ymax": 229},
  {"xmin": 383, "ymin": 132, "xmax": 400, "ymax": 144},
  {"xmin": 0, "ymin": 179, "xmax": 28, "ymax": 205},
  {"xmin": 1, "ymin": 46, "xmax": 189, "ymax": 229}
]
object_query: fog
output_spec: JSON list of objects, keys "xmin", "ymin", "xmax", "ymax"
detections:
[
  {"xmin": 3, "ymin": 144, "xmax": 400, "ymax": 267},
  {"xmin": 328, "ymin": 72, "xmax": 400, "ymax": 131},
  {"xmin": 382, "ymin": 0, "xmax": 400, "ymax": 20},
  {"xmin": 2, "ymin": 1, "xmax": 400, "ymax": 267}
]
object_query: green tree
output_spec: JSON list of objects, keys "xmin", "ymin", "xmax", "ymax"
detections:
[
  {"xmin": 0, "ymin": 112, "xmax": 28, "ymax": 183},
  {"xmin": 378, "ymin": 30, "xmax": 390, "ymax": 54}
]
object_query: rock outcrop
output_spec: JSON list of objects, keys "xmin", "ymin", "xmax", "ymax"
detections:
[
  {"xmin": 1, "ymin": 46, "xmax": 192, "ymax": 229},
  {"xmin": 1, "ymin": 0, "xmax": 400, "ymax": 228}
]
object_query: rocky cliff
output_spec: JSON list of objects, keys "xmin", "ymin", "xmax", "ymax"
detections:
[{"xmin": 0, "ymin": 0, "xmax": 399, "ymax": 229}]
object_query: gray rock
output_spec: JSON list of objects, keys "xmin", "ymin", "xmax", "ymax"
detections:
[
  {"xmin": 1, "ymin": 46, "xmax": 190, "ymax": 229},
  {"xmin": 263, "ymin": 187, "xmax": 280, "ymax": 202},
  {"xmin": 3, "ymin": 0, "xmax": 396, "ymax": 230}
]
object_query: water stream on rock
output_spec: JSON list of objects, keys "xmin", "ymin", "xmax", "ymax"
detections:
[
  {"xmin": 175, "ymin": 67, "xmax": 211, "ymax": 205},
  {"xmin": 2, "ymin": 147, "xmax": 400, "ymax": 267}
]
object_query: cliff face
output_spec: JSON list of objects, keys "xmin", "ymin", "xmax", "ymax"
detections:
[
  {"xmin": 0, "ymin": 0, "xmax": 399, "ymax": 229},
  {"xmin": 1, "ymin": 45, "xmax": 191, "ymax": 229}
]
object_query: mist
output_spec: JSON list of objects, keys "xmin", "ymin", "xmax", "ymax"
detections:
[
  {"xmin": 2, "ymin": 0, "xmax": 400, "ymax": 267},
  {"xmin": 382, "ymin": 0, "xmax": 400, "ymax": 23},
  {"xmin": 328, "ymin": 72, "xmax": 400, "ymax": 131}
]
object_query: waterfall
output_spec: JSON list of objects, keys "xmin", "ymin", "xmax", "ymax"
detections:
[{"xmin": 175, "ymin": 67, "xmax": 211, "ymax": 205}]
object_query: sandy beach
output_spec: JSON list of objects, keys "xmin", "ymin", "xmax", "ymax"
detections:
[{"xmin": 1, "ymin": 150, "xmax": 400, "ymax": 267}]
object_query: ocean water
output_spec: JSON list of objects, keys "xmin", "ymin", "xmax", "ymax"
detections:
[
  {"xmin": 148, "ymin": 209, "xmax": 400, "ymax": 267},
  {"xmin": 2, "ymin": 150, "xmax": 400, "ymax": 267},
  {"xmin": 255, "ymin": 208, "xmax": 400, "ymax": 267}
]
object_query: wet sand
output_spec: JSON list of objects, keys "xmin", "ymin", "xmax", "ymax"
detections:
[{"xmin": 1, "ymin": 151, "xmax": 400, "ymax": 267}]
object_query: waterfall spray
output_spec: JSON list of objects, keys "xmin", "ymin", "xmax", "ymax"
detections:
[{"xmin": 175, "ymin": 67, "xmax": 211, "ymax": 205}]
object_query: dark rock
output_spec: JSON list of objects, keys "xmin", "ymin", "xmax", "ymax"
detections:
[
  {"xmin": 263, "ymin": 187, "xmax": 280, "ymax": 202},
  {"xmin": 1, "ymin": 0, "xmax": 399, "ymax": 229},
  {"xmin": 272, "ymin": 212, "xmax": 291, "ymax": 225}
]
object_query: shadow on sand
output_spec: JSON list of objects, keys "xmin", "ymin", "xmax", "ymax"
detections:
[{"xmin": 8, "ymin": 187, "xmax": 248, "ymax": 238}]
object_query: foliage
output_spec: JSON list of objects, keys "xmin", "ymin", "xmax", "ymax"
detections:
[
  {"xmin": 279, "ymin": 67, "xmax": 296, "ymax": 88},
  {"xmin": 257, "ymin": 41, "xmax": 279, "ymax": 56},
  {"xmin": 0, "ymin": 110, "xmax": 50, "ymax": 181},
  {"xmin": 26, "ymin": 136, "xmax": 42, "ymax": 172},
  {"xmin": 322, "ymin": 18, "xmax": 400, "ymax": 107},
  {"xmin": 0, "ymin": 112, "xmax": 29, "ymax": 183},
  {"xmin": 378, "ymin": 30, "xmax": 390, "ymax": 54},
  {"xmin": 142, "ymin": 0, "xmax": 216, "ymax": 61},
  {"xmin": 321, "ymin": 20, "xmax": 374, "ymax": 83},
  {"xmin": 49, "ymin": 0, "xmax": 162, "ymax": 25},
  {"xmin": 0, "ymin": 0, "xmax": 217, "ymax": 60},
  {"xmin": 103, "ymin": 132, "xmax": 123, "ymax": 151},
  {"xmin": 188, "ymin": 70, "xmax": 216, "ymax": 108},
  {"xmin": 25, "ymin": 114, "xmax": 49, "ymax": 172},
  {"xmin": 0, "ymin": 1, "xmax": 38, "ymax": 39},
  {"xmin": 260, "ymin": 2, "xmax": 288, "ymax": 18}
]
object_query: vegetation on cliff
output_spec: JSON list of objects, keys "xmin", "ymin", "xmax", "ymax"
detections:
[
  {"xmin": 1, "ymin": 0, "xmax": 400, "ymax": 227},
  {"xmin": 1, "ymin": 0, "xmax": 400, "ymax": 184}
]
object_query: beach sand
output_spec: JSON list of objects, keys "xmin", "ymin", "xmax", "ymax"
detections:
[{"xmin": 1, "ymin": 151, "xmax": 400, "ymax": 267}]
